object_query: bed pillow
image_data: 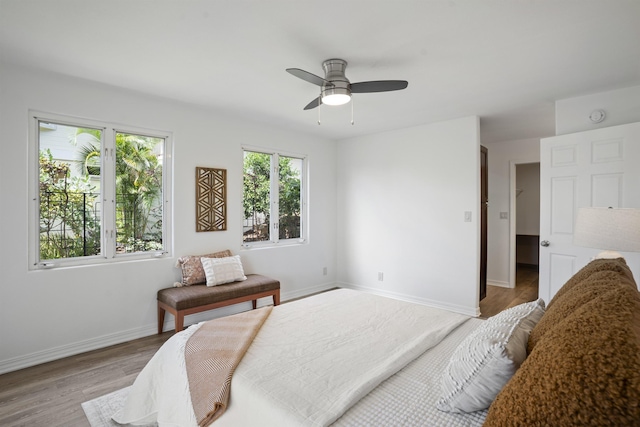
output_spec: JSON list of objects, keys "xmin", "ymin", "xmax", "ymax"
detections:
[
  {"xmin": 436, "ymin": 298, "xmax": 545, "ymax": 414},
  {"xmin": 175, "ymin": 249, "xmax": 232, "ymax": 286},
  {"xmin": 546, "ymin": 257, "xmax": 634, "ymax": 310},
  {"xmin": 201, "ymin": 255, "xmax": 247, "ymax": 286},
  {"xmin": 484, "ymin": 286, "xmax": 640, "ymax": 426},
  {"xmin": 527, "ymin": 269, "xmax": 635, "ymax": 354}
]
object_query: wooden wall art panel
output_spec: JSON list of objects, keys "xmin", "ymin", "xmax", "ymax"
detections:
[{"xmin": 195, "ymin": 167, "xmax": 227, "ymax": 232}]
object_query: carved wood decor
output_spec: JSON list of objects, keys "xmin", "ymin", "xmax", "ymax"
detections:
[{"xmin": 196, "ymin": 167, "xmax": 227, "ymax": 232}]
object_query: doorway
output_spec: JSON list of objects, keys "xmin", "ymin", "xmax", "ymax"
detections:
[
  {"xmin": 480, "ymin": 146, "xmax": 488, "ymax": 301},
  {"xmin": 510, "ymin": 162, "xmax": 540, "ymax": 295}
]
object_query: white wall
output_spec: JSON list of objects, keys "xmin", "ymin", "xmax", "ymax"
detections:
[
  {"xmin": 336, "ymin": 116, "xmax": 481, "ymax": 316},
  {"xmin": 0, "ymin": 63, "xmax": 338, "ymax": 373},
  {"xmin": 515, "ymin": 163, "xmax": 540, "ymax": 236},
  {"xmin": 483, "ymin": 138, "xmax": 540, "ymax": 287},
  {"xmin": 556, "ymin": 85, "xmax": 640, "ymax": 135}
]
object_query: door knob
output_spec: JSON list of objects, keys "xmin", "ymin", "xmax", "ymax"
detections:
[{"xmin": 540, "ymin": 240, "xmax": 550, "ymax": 247}]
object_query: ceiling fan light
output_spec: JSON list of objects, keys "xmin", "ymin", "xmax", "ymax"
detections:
[
  {"xmin": 322, "ymin": 93, "xmax": 351, "ymax": 106},
  {"xmin": 322, "ymin": 84, "xmax": 351, "ymax": 106}
]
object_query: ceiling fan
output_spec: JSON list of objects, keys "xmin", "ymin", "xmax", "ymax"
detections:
[{"xmin": 286, "ymin": 59, "xmax": 408, "ymax": 110}]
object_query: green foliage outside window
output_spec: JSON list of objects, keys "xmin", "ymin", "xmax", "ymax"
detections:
[
  {"xmin": 75, "ymin": 130, "xmax": 164, "ymax": 254},
  {"xmin": 38, "ymin": 128, "xmax": 164, "ymax": 260},
  {"xmin": 39, "ymin": 149, "xmax": 100, "ymax": 259},
  {"xmin": 243, "ymin": 152, "xmax": 301, "ymax": 242},
  {"xmin": 114, "ymin": 132, "xmax": 164, "ymax": 253},
  {"xmin": 278, "ymin": 158, "xmax": 302, "ymax": 239}
]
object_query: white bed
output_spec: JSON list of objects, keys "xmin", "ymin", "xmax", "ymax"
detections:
[{"xmin": 113, "ymin": 288, "xmax": 488, "ymax": 427}]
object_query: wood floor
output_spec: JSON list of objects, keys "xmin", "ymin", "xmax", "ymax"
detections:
[
  {"xmin": 479, "ymin": 265, "xmax": 539, "ymax": 318},
  {"xmin": 0, "ymin": 332, "xmax": 173, "ymax": 426},
  {"xmin": 0, "ymin": 272, "xmax": 538, "ymax": 426}
]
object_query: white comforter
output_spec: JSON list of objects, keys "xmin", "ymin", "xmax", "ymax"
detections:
[{"xmin": 114, "ymin": 288, "xmax": 468, "ymax": 427}]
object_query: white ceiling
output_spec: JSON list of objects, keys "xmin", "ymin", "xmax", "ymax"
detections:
[{"xmin": 1, "ymin": 0, "xmax": 639, "ymax": 143}]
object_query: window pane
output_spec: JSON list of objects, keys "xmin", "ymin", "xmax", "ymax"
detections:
[
  {"xmin": 114, "ymin": 132, "xmax": 164, "ymax": 254},
  {"xmin": 279, "ymin": 156, "xmax": 302, "ymax": 240},
  {"xmin": 38, "ymin": 122, "xmax": 102, "ymax": 260},
  {"xmin": 243, "ymin": 151, "xmax": 271, "ymax": 242}
]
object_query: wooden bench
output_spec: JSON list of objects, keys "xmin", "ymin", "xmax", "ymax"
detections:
[{"xmin": 157, "ymin": 274, "xmax": 280, "ymax": 333}]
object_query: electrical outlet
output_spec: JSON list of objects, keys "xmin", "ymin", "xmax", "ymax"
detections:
[
  {"xmin": 500, "ymin": 212, "xmax": 509, "ymax": 219},
  {"xmin": 322, "ymin": 267, "xmax": 327, "ymax": 276},
  {"xmin": 378, "ymin": 272, "xmax": 384, "ymax": 281}
]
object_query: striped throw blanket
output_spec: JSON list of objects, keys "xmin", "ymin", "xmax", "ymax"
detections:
[{"xmin": 185, "ymin": 306, "xmax": 272, "ymax": 426}]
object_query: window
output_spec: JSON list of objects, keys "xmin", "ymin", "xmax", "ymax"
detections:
[
  {"xmin": 242, "ymin": 149, "xmax": 305, "ymax": 246},
  {"xmin": 30, "ymin": 112, "xmax": 172, "ymax": 268}
]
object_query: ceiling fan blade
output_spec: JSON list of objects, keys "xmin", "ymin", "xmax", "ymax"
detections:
[
  {"xmin": 286, "ymin": 68, "xmax": 332, "ymax": 87},
  {"xmin": 303, "ymin": 96, "xmax": 322, "ymax": 110},
  {"xmin": 350, "ymin": 80, "xmax": 408, "ymax": 93}
]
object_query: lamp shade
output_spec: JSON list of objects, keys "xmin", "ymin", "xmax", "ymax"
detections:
[{"xmin": 574, "ymin": 207, "xmax": 640, "ymax": 253}]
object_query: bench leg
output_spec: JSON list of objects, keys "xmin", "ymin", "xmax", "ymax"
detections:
[
  {"xmin": 254, "ymin": 290, "xmax": 280, "ymax": 309},
  {"xmin": 175, "ymin": 312, "xmax": 185, "ymax": 332},
  {"xmin": 157, "ymin": 304, "xmax": 166, "ymax": 334}
]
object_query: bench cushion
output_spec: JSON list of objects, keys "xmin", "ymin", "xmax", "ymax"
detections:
[{"xmin": 158, "ymin": 274, "xmax": 280, "ymax": 311}]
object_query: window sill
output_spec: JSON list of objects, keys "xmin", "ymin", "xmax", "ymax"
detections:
[
  {"xmin": 30, "ymin": 251, "xmax": 170, "ymax": 271},
  {"xmin": 241, "ymin": 239, "xmax": 306, "ymax": 251}
]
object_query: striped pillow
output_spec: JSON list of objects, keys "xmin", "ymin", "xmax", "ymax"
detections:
[{"xmin": 201, "ymin": 255, "xmax": 247, "ymax": 286}]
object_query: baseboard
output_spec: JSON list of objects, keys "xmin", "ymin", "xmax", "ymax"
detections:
[
  {"xmin": 0, "ymin": 323, "xmax": 158, "ymax": 375},
  {"xmin": 337, "ymin": 282, "xmax": 480, "ymax": 317},
  {"xmin": 487, "ymin": 280, "xmax": 511, "ymax": 289},
  {"xmin": 0, "ymin": 281, "xmax": 339, "ymax": 375},
  {"xmin": 281, "ymin": 281, "xmax": 337, "ymax": 302}
]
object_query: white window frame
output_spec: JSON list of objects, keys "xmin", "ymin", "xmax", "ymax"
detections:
[
  {"xmin": 242, "ymin": 146, "xmax": 307, "ymax": 248},
  {"xmin": 28, "ymin": 111, "xmax": 173, "ymax": 270}
]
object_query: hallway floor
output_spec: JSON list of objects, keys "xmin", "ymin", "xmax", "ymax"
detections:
[{"xmin": 479, "ymin": 265, "xmax": 539, "ymax": 319}]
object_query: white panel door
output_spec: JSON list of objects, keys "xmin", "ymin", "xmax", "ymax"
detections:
[{"xmin": 539, "ymin": 122, "xmax": 640, "ymax": 303}]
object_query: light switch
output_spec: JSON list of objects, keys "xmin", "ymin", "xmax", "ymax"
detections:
[
  {"xmin": 500, "ymin": 212, "xmax": 509, "ymax": 219},
  {"xmin": 464, "ymin": 211, "xmax": 472, "ymax": 222}
]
